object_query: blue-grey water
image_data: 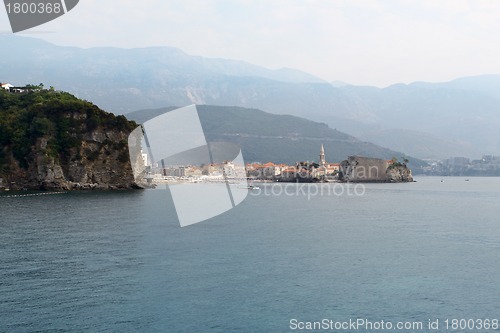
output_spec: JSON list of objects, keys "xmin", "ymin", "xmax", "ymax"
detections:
[{"xmin": 1, "ymin": 177, "xmax": 500, "ymax": 332}]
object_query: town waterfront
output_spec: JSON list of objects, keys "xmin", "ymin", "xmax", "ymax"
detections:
[{"xmin": 1, "ymin": 177, "xmax": 500, "ymax": 332}]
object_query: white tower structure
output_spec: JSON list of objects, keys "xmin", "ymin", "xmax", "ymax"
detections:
[{"xmin": 319, "ymin": 144, "xmax": 326, "ymax": 166}]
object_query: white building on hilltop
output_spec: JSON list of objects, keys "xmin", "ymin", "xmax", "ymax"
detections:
[{"xmin": 1, "ymin": 83, "xmax": 14, "ymax": 91}]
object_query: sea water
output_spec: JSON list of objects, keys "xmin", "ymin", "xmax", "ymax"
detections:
[{"xmin": 1, "ymin": 177, "xmax": 500, "ymax": 332}]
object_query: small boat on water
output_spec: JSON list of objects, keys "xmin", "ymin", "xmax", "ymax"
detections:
[
  {"xmin": 248, "ymin": 185, "xmax": 260, "ymax": 190},
  {"xmin": 240, "ymin": 185, "xmax": 260, "ymax": 190}
]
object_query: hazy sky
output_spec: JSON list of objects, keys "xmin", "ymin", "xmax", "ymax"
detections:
[{"xmin": 2, "ymin": 0, "xmax": 500, "ymax": 87}]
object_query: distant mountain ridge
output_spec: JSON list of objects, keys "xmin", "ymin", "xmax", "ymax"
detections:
[
  {"xmin": 3, "ymin": 35, "xmax": 500, "ymax": 159},
  {"xmin": 335, "ymin": 80, "xmax": 500, "ymax": 159}
]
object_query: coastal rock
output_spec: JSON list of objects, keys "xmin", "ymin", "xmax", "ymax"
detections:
[
  {"xmin": 0, "ymin": 90, "xmax": 139, "ymax": 191},
  {"xmin": 3, "ymin": 131, "xmax": 137, "ymax": 191},
  {"xmin": 387, "ymin": 165, "xmax": 414, "ymax": 182},
  {"xmin": 339, "ymin": 156, "xmax": 413, "ymax": 183}
]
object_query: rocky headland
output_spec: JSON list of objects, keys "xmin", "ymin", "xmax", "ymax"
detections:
[
  {"xmin": 0, "ymin": 87, "xmax": 139, "ymax": 191},
  {"xmin": 339, "ymin": 156, "xmax": 414, "ymax": 183}
]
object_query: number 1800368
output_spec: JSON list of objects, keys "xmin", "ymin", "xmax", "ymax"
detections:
[
  {"xmin": 6, "ymin": 2, "xmax": 62, "ymax": 14},
  {"xmin": 444, "ymin": 319, "xmax": 499, "ymax": 330}
]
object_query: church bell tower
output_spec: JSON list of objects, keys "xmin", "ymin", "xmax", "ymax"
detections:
[{"xmin": 319, "ymin": 144, "xmax": 326, "ymax": 166}]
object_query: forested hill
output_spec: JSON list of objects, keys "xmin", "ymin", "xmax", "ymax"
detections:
[{"xmin": 0, "ymin": 87, "xmax": 138, "ymax": 190}]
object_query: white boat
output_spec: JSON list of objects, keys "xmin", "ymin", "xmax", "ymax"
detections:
[{"xmin": 239, "ymin": 185, "xmax": 260, "ymax": 190}]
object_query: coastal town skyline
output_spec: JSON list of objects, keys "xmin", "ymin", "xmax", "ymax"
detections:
[{"xmin": 141, "ymin": 144, "xmax": 341, "ymax": 182}]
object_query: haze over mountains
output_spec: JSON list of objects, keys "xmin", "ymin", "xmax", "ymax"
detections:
[
  {"xmin": 127, "ymin": 105, "xmax": 425, "ymax": 170},
  {"xmin": 2, "ymin": 35, "xmax": 499, "ymax": 160}
]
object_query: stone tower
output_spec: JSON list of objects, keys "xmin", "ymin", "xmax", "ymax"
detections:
[{"xmin": 319, "ymin": 144, "xmax": 326, "ymax": 166}]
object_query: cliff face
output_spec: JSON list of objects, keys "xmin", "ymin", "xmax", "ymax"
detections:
[
  {"xmin": 0, "ymin": 89, "xmax": 138, "ymax": 191},
  {"xmin": 386, "ymin": 165, "xmax": 414, "ymax": 183},
  {"xmin": 2, "ymin": 131, "xmax": 135, "ymax": 191},
  {"xmin": 339, "ymin": 156, "xmax": 413, "ymax": 183}
]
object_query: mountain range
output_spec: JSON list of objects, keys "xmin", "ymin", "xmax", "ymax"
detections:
[{"xmin": 2, "ymin": 34, "xmax": 499, "ymax": 160}]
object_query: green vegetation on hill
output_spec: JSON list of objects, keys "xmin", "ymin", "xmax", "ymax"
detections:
[{"xmin": 0, "ymin": 87, "xmax": 135, "ymax": 172}]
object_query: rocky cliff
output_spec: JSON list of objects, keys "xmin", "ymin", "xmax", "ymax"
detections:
[
  {"xmin": 386, "ymin": 164, "xmax": 414, "ymax": 183},
  {"xmin": 339, "ymin": 156, "xmax": 413, "ymax": 183},
  {"xmin": 0, "ymin": 88, "xmax": 139, "ymax": 191}
]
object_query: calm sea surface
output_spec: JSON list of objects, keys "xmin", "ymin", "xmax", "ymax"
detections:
[{"xmin": 1, "ymin": 177, "xmax": 500, "ymax": 332}]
